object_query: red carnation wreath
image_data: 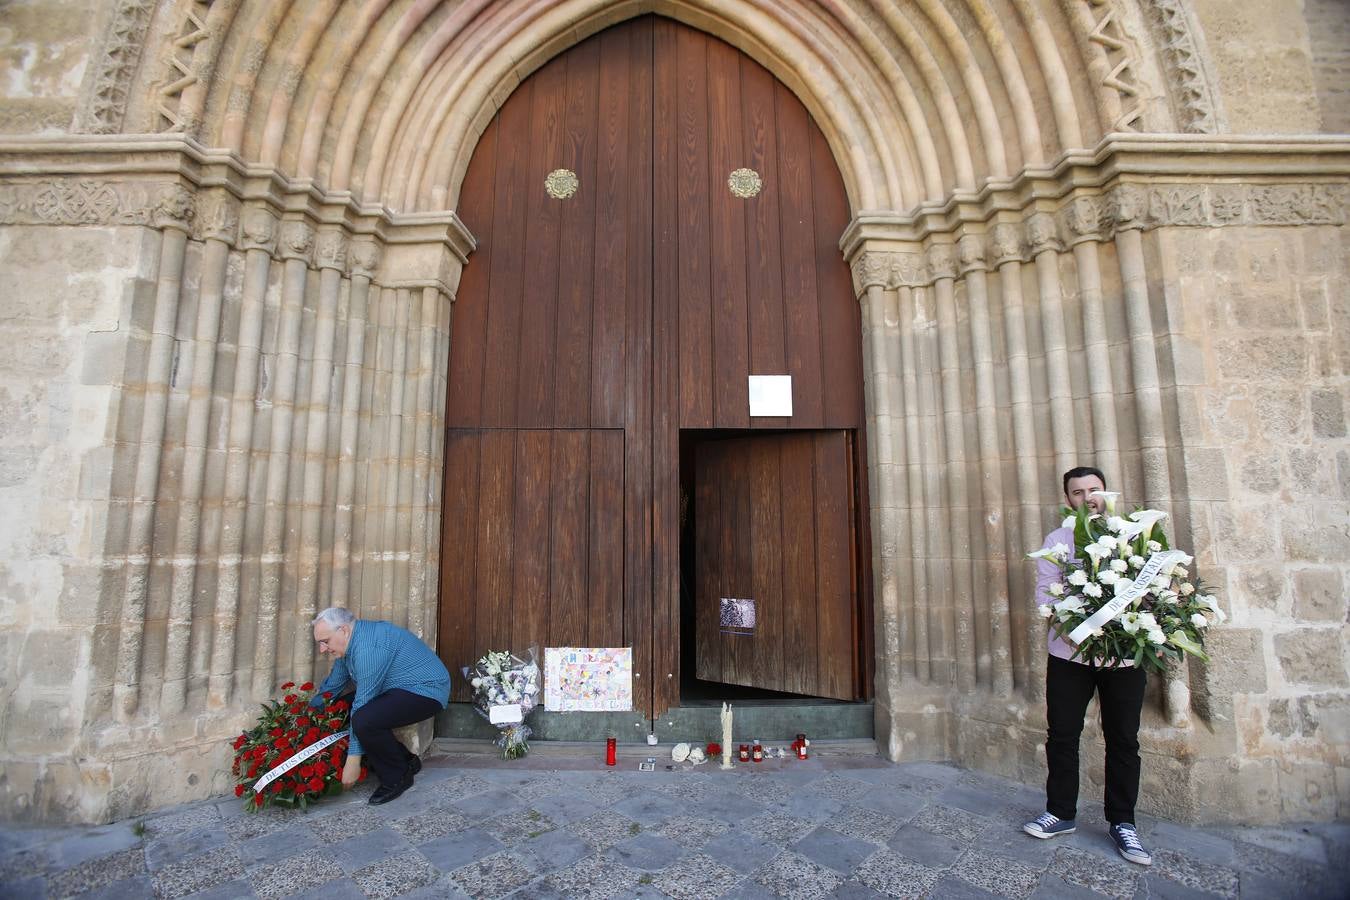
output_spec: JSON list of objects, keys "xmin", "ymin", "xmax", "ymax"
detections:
[{"xmin": 231, "ymin": 680, "xmax": 366, "ymax": 811}]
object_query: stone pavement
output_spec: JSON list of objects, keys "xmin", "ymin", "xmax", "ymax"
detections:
[{"xmin": 1, "ymin": 743, "xmax": 1346, "ymax": 900}]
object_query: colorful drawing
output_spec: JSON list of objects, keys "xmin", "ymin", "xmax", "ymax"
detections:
[{"xmin": 544, "ymin": 647, "xmax": 634, "ymax": 712}]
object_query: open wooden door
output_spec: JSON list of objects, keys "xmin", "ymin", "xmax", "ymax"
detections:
[{"xmin": 694, "ymin": 431, "xmax": 861, "ymax": 700}]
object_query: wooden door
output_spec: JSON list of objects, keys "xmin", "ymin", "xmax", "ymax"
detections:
[
  {"xmin": 694, "ymin": 432, "xmax": 861, "ymax": 700},
  {"xmin": 440, "ymin": 15, "xmax": 872, "ymax": 716}
]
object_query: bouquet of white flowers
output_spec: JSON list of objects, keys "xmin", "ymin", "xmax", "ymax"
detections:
[
  {"xmin": 1029, "ymin": 491, "xmax": 1225, "ymax": 674},
  {"xmin": 464, "ymin": 648, "xmax": 540, "ymax": 759}
]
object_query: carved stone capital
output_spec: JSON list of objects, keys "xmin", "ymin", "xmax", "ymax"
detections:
[
  {"xmin": 1064, "ymin": 197, "xmax": 1105, "ymax": 244},
  {"xmin": 851, "ymin": 251, "xmax": 893, "ymax": 293},
  {"xmin": 315, "ymin": 229, "xmax": 348, "ymax": 272},
  {"xmin": 153, "ymin": 184, "xmax": 195, "ymax": 231},
  {"xmin": 893, "ymin": 252, "xmax": 926, "ymax": 287},
  {"xmin": 926, "ymin": 243, "xmax": 956, "ymax": 281},
  {"xmin": 349, "ymin": 239, "xmax": 382, "ymax": 279},
  {"xmin": 197, "ymin": 190, "xmax": 240, "ymax": 243},
  {"xmin": 279, "ymin": 220, "xmax": 314, "ymax": 263},
  {"xmin": 1109, "ymin": 184, "xmax": 1149, "ymax": 231},
  {"xmin": 1026, "ymin": 212, "xmax": 1061, "ymax": 254},
  {"xmin": 239, "ymin": 205, "xmax": 278, "ymax": 254},
  {"xmin": 956, "ymin": 234, "xmax": 987, "ymax": 274},
  {"xmin": 989, "ymin": 223, "xmax": 1024, "ymax": 265}
]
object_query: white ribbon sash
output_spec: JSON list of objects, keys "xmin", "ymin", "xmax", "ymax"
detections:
[
  {"xmin": 1067, "ymin": 550, "xmax": 1187, "ymax": 645},
  {"xmin": 253, "ymin": 729, "xmax": 349, "ymax": 794}
]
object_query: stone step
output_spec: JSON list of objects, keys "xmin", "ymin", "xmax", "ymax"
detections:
[{"xmin": 435, "ymin": 700, "xmax": 874, "ymax": 744}]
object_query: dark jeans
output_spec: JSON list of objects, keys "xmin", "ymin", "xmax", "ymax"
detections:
[
  {"xmin": 1044, "ymin": 654, "xmax": 1146, "ymax": 825},
  {"xmin": 351, "ymin": 689, "xmax": 441, "ymax": 787}
]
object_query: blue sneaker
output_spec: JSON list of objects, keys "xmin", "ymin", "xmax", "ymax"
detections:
[
  {"xmin": 1023, "ymin": 812, "xmax": 1076, "ymax": 838},
  {"xmin": 1110, "ymin": 823, "xmax": 1152, "ymax": 865}
]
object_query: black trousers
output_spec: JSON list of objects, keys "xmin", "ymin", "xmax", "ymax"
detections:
[
  {"xmin": 1044, "ymin": 654, "xmax": 1147, "ymax": 825},
  {"xmin": 351, "ymin": 689, "xmax": 441, "ymax": 787}
]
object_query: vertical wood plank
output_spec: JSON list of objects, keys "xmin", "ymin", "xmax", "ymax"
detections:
[
  {"xmin": 516, "ymin": 56, "xmax": 568, "ymax": 427},
  {"xmin": 590, "ymin": 25, "xmax": 631, "ymax": 429},
  {"xmin": 707, "ymin": 41, "xmax": 750, "ymax": 428},
  {"xmin": 440, "ymin": 431, "xmax": 480, "ymax": 701},
  {"xmin": 676, "ymin": 25, "xmax": 712, "ymax": 428},
  {"xmin": 480, "ymin": 85, "xmax": 534, "ymax": 427},
  {"xmin": 812, "ymin": 121, "xmax": 864, "ymax": 429},
  {"xmin": 779, "ymin": 434, "xmax": 818, "ymax": 695},
  {"xmin": 446, "ymin": 120, "xmax": 497, "ymax": 428},
  {"xmin": 511, "ymin": 430, "xmax": 552, "ymax": 651},
  {"xmin": 553, "ymin": 39, "xmax": 601, "ymax": 427},
  {"xmin": 693, "ymin": 440, "xmax": 721, "ymax": 683},
  {"xmin": 589, "ymin": 430, "xmax": 625, "ymax": 647},
  {"xmin": 741, "ymin": 58, "xmax": 788, "ymax": 429},
  {"xmin": 748, "ymin": 437, "xmax": 784, "ymax": 688},
  {"xmin": 549, "ymin": 430, "xmax": 589, "ymax": 647},
  {"xmin": 814, "ymin": 431, "xmax": 856, "ymax": 700},
  {"xmin": 774, "ymin": 82, "xmax": 824, "ymax": 427},
  {"xmin": 474, "ymin": 430, "xmax": 516, "ymax": 658}
]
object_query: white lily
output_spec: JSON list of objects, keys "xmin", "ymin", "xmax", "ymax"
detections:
[
  {"xmin": 1027, "ymin": 547, "xmax": 1058, "ymax": 561},
  {"xmin": 1120, "ymin": 612, "xmax": 1143, "ymax": 634},
  {"xmin": 1091, "ymin": 490, "xmax": 1122, "ymax": 515},
  {"xmin": 1130, "ymin": 509, "xmax": 1168, "ymax": 542},
  {"xmin": 1062, "ymin": 515, "xmax": 1077, "ymax": 529},
  {"xmin": 1084, "ymin": 543, "xmax": 1110, "ymax": 567},
  {"xmin": 1056, "ymin": 597, "xmax": 1086, "ymax": 614}
]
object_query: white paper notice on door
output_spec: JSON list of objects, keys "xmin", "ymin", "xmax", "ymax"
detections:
[{"xmin": 748, "ymin": 375, "xmax": 792, "ymax": 417}]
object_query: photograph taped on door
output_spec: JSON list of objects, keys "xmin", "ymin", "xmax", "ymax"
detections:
[{"xmin": 719, "ymin": 597, "xmax": 756, "ymax": 636}]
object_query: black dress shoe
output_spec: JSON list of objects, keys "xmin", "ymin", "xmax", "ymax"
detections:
[
  {"xmin": 408, "ymin": 755, "xmax": 422, "ymax": 777},
  {"xmin": 368, "ymin": 776, "xmax": 411, "ymax": 806}
]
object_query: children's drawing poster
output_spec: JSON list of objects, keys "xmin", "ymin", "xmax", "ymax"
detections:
[{"xmin": 544, "ymin": 647, "xmax": 633, "ymax": 712}]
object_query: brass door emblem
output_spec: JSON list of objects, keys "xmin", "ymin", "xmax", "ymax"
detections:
[
  {"xmin": 728, "ymin": 167, "xmax": 762, "ymax": 198},
  {"xmin": 545, "ymin": 168, "xmax": 579, "ymax": 200}
]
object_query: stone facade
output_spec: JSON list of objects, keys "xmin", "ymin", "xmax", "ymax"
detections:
[{"xmin": 0, "ymin": 0, "xmax": 1345, "ymax": 825}]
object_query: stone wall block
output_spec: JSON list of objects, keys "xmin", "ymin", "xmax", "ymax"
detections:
[
  {"xmin": 1311, "ymin": 388, "xmax": 1346, "ymax": 438},
  {"xmin": 1274, "ymin": 628, "xmax": 1348, "ymax": 687},
  {"xmin": 1252, "ymin": 387, "xmax": 1307, "ymax": 440},
  {"xmin": 1238, "ymin": 566, "xmax": 1286, "ymax": 616},
  {"xmin": 1201, "ymin": 627, "xmax": 1268, "ymax": 695},
  {"xmin": 1305, "ymin": 696, "xmax": 1350, "ymax": 759},
  {"xmin": 1179, "ymin": 447, "xmax": 1230, "ymax": 500},
  {"xmin": 1188, "ymin": 758, "xmax": 1281, "ymax": 825},
  {"xmin": 1238, "ymin": 450, "xmax": 1281, "ymax": 495},
  {"xmin": 1215, "ymin": 336, "xmax": 1308, "ymax": 382},
  {"xmin": 1292, "ymin": 568, "xmax": 1346, "ymax": 622},
  {"xmin": 1282, "ymin": 512, "xmax": 1350, "ymax": 562},
  {"xmin": 1287, "ymin": 448, "xmax": 1335, "ymax": 496},
  {"xmin": 1213, "ymin": 504, "xmax": 1279, "ymax": 563},
  {"xmin": 1276, "ymin": 762, "xmax": 1340, "ymax": 821}
]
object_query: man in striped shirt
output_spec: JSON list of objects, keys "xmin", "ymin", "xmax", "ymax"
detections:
[{"xmin": 312, "ymin": 607, "xmax": 451, "ymax": 805}]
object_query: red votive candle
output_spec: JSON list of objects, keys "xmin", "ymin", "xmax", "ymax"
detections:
[
  {"xmin": 738, "ymin": 744, "xmax": 750, "ymax": 762},
  {"xmin": 605, "ymin": 737, "xmax": 617, "ymax": 766}
]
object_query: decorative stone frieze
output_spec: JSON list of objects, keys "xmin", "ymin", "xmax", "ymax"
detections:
[
  {"xmin": 155, "ymin": 0, "xmax": 215, "ymax": 134},
  {"xmin": 1141, "ymin": 0, "xmax": 1220, "ymax": 133},
  {"xmin": 197, "ymin": 190, "xmax": 240, "ymax": 243},
  {"xmin": 279, "ymin": 220, "xmax": 315, "ymax": 263},
  {"xmin": 76, "ymin": 0, "xmax": 157, "ymax": 134},
  {"xmin": 1084, "ymin": 0, "xmax": 1145, "ymax": 131},
  {"xmin": 315, "ymin": 229, "xmax": 349, "ymax": 272}
]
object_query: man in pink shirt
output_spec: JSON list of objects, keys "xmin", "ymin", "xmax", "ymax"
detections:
[{"xmin": 1022, "ymin": 466, "xmax": 1152, "ymax": 866}]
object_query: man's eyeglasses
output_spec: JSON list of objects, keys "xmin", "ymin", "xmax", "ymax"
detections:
[{"xmin": 315, "ymin": 625, "xmax": 346, "ymax": 649}]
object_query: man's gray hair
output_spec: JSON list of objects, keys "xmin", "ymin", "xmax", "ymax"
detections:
[{"xmin": 312, "ymin": 606, "xmax": 356, "ymax": 628}]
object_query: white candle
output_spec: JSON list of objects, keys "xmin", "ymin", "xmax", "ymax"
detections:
[{"xmin": 720, "ymin": 702, "xmax": 733, "ymax": 769}]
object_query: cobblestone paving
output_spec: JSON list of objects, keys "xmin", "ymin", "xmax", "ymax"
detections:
[{"xmin": 2, "ymin": 750, "xmax": 1346, "ymax": 899}]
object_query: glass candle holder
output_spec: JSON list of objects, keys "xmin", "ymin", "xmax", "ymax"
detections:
[{"xmin": 605, "ymin": 737, "xmax": 617, "ymax": 766}]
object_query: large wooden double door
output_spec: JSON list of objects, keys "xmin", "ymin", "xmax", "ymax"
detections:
[{"xmin": 438, "ymin": 15, "xmax": 870, "ymax": 716}]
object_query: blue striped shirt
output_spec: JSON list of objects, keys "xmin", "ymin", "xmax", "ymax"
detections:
[{"xmin": 315, "ymin": 620, "xmax": 451, "ymax": 756}]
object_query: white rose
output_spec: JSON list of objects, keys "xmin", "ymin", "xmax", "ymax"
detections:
[
  {"xmin": 1129, "ymin": 555, "xmax": 1145, "ymax": 569},
  {"xmin": 1147, "ymin": 540, "xmax": 1162, "ymax": 553},
  {"xmin": 1098, "ymin": 570, "xmax": 1120, "ymax": 586},
  {"xmin": 1190, "ymin": 613, "xmax": 1208, "ymax": 629},
  {"xmin": 1110, "ymin": 559, "xmax": 1128, "ymax": 573},
  {"xmin": 1179, "ymin": 582, "xmax": 1195, "ymax": 596},
  {"xmin": 1083, "ymin": 582, "xmax": 1103, "ymax": 598},
  {"xmin": 1049, "ymin": 583, "xmax": 1065, "ymax": 597}
]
